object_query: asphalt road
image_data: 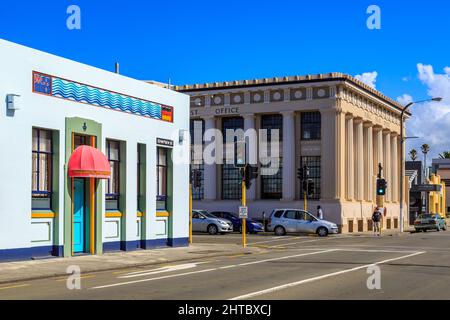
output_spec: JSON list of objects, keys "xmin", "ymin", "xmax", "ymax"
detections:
[{"xmin": 1, "ymin": 231, "xmax": 450, "ymax": 300}]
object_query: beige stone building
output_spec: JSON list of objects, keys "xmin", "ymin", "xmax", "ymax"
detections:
[{"xmin": 175, "ymin": 73, "xmax": 408, "ymax": 233}]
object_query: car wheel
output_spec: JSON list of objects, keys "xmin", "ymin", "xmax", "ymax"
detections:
[
  {"xmin": 274, "ymin": 226, "xmax": 286, "ymax": 236},
  {"xmin": 317, "ymin": 227, "xmax": 329, "ymax": 237},
  {"xmin": 208, "ymin": 224, "xmax": 218, "ymax": 235},
  {"xmin": 423, "ymin": 229, "xmax": 427, "ymax": 233}
]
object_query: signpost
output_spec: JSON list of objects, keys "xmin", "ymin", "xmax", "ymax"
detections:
[{"xmin": 239, "ymin": 206, "xmax": 248, "ymax": 219}]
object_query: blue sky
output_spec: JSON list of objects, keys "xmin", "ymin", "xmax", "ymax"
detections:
[{"xmin": 1, "ymin": 0, "xmax": 449, "ymax": 156}]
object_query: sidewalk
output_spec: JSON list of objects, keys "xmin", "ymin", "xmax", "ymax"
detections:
[{"xmin": 0, "ymin": 243, "xmax": 262, "ymax": 285}]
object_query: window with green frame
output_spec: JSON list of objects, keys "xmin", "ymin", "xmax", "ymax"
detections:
[{"xmin": 32, "ymin": 128, "xmax": 53, "ymax": 210}]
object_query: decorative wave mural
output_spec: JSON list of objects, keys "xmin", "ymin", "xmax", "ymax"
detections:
[{"xmin": 32, "ymin": 71, "xmax": 173, "ymax": 122}]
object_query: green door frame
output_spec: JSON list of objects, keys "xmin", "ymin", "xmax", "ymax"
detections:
[{"xmin": 64, "ymin": 117, "xmax": 103, "ymax": 257}]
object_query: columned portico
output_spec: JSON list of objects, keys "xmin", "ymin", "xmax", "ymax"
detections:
[
  {"xmin": 281, "ymin": 111, "xmax": 295, "ymax": 201},
  {"xmin": 354, "ymin": 118, "xmax": 364, "ymax": 201},
  {"xmin": 364, "ymin": 123, "xmax": 374, "ymax": 201},
  {"xmin": 346, "ymin": 115, "xmax": 354, "ymax": 200},
  {"xmin": 391, "ymin": 134, "xmax": 399, "ymax": 202},
  {"xmin": 383, "ymin": 131, "xmax": 392, "ymax": 202}
]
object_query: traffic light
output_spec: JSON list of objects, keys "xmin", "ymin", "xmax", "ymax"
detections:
[
  {"xmin": 192, "ymin": 170, "xmax": 202, "ymax": 189},
  {"xmin": 376, "ymin": 179, "xmax": 387, "ymax": 196},
  {"xmin": 244, "ymin": 165, "xmax": 259, "ymax": 190},
  {"xmin": 302, "ymin": 180, "xmax": 308, "ymax": 192},
  {"xmin": 304, "ymin": 166, "xmax": 310, "ymax": 179},
  {"xmin": 297, "ymin": 168, "xmax": 304, "ymax": 181},
  {"xmin": 307, "ymin": 180, "xmax": 315, "ymax": 196}
]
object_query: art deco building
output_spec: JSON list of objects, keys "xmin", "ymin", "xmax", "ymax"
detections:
[{"xmin": 176, "ymin": 73, "xmax": 408, "ymax": 233}]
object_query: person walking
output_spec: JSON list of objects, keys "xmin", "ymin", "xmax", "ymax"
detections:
[
  {"xmin": 317, "ymin": 205, "xmax": 324, "ymax": 220},
  {"xmin": 372, "ymin": 207, "xmax": 382, "ymax": 236}
]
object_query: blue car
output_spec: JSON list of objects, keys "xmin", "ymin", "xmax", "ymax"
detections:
[{"xmin": 210, "ymin": 211, "xmax": 265, "ymax": 233}]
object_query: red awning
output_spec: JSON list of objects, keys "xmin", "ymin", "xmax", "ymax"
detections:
[{"xmin": 68, "ymin": 145, "xmax": 111, "ymax": 179}]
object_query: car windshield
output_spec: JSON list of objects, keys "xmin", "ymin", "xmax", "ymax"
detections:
[
  {"xmin": 201, "ymin": 211, "xmax": 218, "ymax": 219},
  {"xmin": 418, "ymin": 214, "xmax": 433, "ymax": 219}
]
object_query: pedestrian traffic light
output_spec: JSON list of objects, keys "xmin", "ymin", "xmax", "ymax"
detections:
[
  {"xmin": 244, "ymin": 165, "xmax": 259, "ymax": 190},
  {"xmin": 193, "ymin": 169, "xmax": 202, "ymax": 189},
  {"xmin": 307, "ymin": 180, "xmax": 315, "ymax": 196},
  {"xmin": 376, "ymin": 179, "xmax": 387, "ymax": 196}
]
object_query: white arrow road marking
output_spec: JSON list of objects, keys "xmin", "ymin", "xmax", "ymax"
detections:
[
  {"xmin": 91, "ymin": 249, "xmax": 337, "ymax": 290},
  {"xmin": 118, "ymin": 263, "xmax": 205, "ymax": 279},
  {"xmin": 229, "ymin": 251, "xmax": 426, "ymax": 300}
]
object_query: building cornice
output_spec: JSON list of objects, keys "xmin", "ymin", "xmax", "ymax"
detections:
[{"xmin": 170, "ymin": 73, "xmax": 409, "ymax": 116}]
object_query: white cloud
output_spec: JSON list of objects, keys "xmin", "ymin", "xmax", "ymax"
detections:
[
  {"xmin": 406, "ymin": 63, "xmax": 450, "ymax": 160},
  {"xmin": 355, "ymin": 71, "xmax": 378, "ymax": 89},
  {"xmin": 397, "ymin": 94, "xmax": 413, "ymax": 106}
]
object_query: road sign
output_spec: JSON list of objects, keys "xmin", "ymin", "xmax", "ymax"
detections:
[
  {"xmin": 239, "ymin": 206, "xmax": 248, "ymax": 219},
  {"xmin": 410, "ymin": 184, "xmax": 442, "ymax": 193}
]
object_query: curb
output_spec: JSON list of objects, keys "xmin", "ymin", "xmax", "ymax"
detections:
[{"xmin": 0, "ymin": 247, "xmax": 263, "ymax": 286}]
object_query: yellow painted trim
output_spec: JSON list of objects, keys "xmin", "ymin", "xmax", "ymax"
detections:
[
  {"xmin": 137, "ymin": 211, "xmax": 144, "ymax": 217},
  {"xmin": 156, "ymin": 211, "xmax": 170, "ymax": 217},
  {"xmin": 105, "ymin": 211, "xmax": 123, "ymax": 218},
  {"xmin": 31, "ymin": 212, "xmax": 56, "ymax": 219}
]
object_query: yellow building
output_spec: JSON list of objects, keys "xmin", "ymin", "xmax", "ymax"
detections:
[{"xmin": 428, "ymin": 174, "xmax": 446, "ymax": 218}]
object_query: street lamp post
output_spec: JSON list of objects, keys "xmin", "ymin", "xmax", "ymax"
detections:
[{"xmin": 399, "ymin": 98, "xmax": 442, "ymax": 233}]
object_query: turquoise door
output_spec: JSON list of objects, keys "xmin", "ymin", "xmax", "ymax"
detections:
[{"xmin": 73, "ymin": 179, "xmax": 86, "ymax": 253}]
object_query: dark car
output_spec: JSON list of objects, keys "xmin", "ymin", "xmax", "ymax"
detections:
[{"xmin": 210, "ymin": 211, "xmax": 265, "ymax": 234}]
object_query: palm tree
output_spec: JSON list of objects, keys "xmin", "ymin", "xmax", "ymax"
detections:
[
  {"xmin": 409, "ymin": 149, "xmax": 418, "ymax": 161},
  {"xmin": 421, "ymin": 144, "xmax": 430, "ymax": 181},
  {"xmin": 439, "ymin": 151, "xmax": 450, "ymax": 159}
]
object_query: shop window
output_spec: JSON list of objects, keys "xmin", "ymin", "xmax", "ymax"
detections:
[
  {"xmin": 301, "ymin": 112, "xmax": 321, "ymax": 140},
  {"xmin": 32, "ymin": 128, "xmax": 53, "ymax": 210},
  {"xmin": 106, "ymin": 140, "xmax": 120, "ymax": 211},
  {"xmin": 261, "ymin": 114, "xmax": 283, "ymax": 199},
  {"xmin": 157, "ymin": 147, "xmax": 168, "ymax": 211}
]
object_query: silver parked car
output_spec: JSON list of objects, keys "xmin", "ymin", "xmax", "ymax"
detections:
[
  {"xmin": 192, "ymin": 210, "xmax": 233, "ymax": 235},
  {"xmin": 267, "ymin": 208, "xmax": 339, "ymax": 237}
]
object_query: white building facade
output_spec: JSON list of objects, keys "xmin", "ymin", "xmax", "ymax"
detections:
[
  {"xmin": 0, "ymin": 40, "xmax": 190, "ymax": 262},
  {"xmin": 178, "ymin": 74, "xmax": 408, "ymax": 233}
]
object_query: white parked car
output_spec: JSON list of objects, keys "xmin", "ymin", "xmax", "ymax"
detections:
[{"xmin": 267, "ymin": 209, "xmax": 339, "ymax": 237}]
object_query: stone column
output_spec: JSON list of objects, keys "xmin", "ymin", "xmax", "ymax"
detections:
[
  {"xmin": 383, "ymin": 131, "xmax": 391, "ymax": 202},
  {"xmin": 346, "ymin": 116, "xmax": 354, "ymax": 200},
  {"xmin": 202, "ymin": 116, "xmax": 217, "ymax": 201},
  {"xmin": 281, "ymin": 111, "xmax": 296, "ymax": 201},
  {"xmin": 391, "ymin": 134, "xmax": 399, "ymax": 202},
  {"xmin": 373, "ymin": 127, "xmax": 383, "ymax": 171},
  {"xmin": 243, "ymin": 114, "xmax": 257, "ymax": 201},
  {"xmin": 354, "ymin": 119, "xmax": 364, "ymax": 201},
  {"xmin": 364, "ymin": 123, "xmax": 374, "ymax": 201}
]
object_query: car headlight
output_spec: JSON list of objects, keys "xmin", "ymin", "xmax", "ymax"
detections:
[{"xmin": 219, "ymin": 221, "xmax": 228, "ymax": 225}]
